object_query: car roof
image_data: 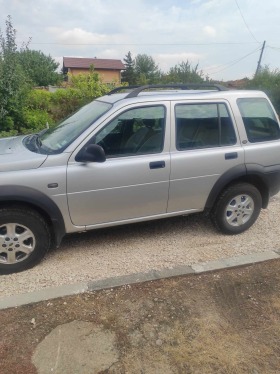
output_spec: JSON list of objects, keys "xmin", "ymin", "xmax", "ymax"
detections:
[{"xmin": 99, "ymin": 85, "xmax": 268, "ymax": 105}]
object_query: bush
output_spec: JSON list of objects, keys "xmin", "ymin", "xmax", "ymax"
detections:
[
  {"xmin": 0, "ymin": 129, "xmax": 18, "ymax": 138},
  {"xmin": 0, "ymin": 67, "xmax": 115, "ymax": 137},
  {"xmin": 69, "ymin": 70, "xmax": 110, "ymax": 100},
  {"xmin": 21, "ymin": 108, "xmax": 52, "ymax": 134},
  {"xmin": 245, "ymin": 66, "xmax": 280, "ymax": 114},
  {"xmin": 50, "ymin": 88, "xmax": 84, "ymax": 122},
  {"xmin": 25, "ymin": 89, "xmax": 52, "ymax": 111}
]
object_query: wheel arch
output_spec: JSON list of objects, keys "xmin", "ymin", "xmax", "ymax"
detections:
[
  {"xmin": 0, "ymin": 186, "xmax": 66, "ymax": 247},
  {"xmin": 205, "ymin": 164, "xmax": 271, "ymax": 211}
]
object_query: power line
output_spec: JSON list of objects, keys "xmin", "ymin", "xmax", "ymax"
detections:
[
  {"xmin": 235, "ymin": 0, "xmax": 259, "ymax": 43},
  {"xmin": 205, "ymin": 46, "xmax": 260, "ymax": 76},
  {"xmin": 27, "ymin": 41, "xmax": 259, "ymax": 46},
  {"xmin": 267, "ymin": 44, "xmax": 280, "ymax": 51},
  {"xmin": 205, "ymin": 47, "xmax": 260, "ymax": 72}
]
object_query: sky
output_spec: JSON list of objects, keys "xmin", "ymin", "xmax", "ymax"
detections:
[{"xmin": 1, "ymin": 0, "xmax": 280, "ymax": 81}]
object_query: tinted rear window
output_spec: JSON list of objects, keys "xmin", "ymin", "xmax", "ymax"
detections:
[
  {"xmin": 175, "ymin": 103, "xmax": 236, "ymax": 150},
  {"xmin": 237, "ymin": 98, "xmax": 280, "ymax": 143}
]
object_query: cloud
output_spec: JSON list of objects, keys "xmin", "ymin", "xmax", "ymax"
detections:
[
  {"xmin": 47, "ymin": 27, "xmax": 111, "ymax": 45},
  {"xmin": 203, "ymin": 26, "xmax": 216, "ymax": 37},
  {"xmin": 155, "ymin": 52, "xmax": 204, "ymax": 72},
  {"xmin": 2, "ymin": 0, "xmax": 280, "ymax": 80}
]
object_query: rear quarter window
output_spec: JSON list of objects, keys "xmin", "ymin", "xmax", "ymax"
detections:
[{"xmin": 237, "ymin": 98, "xmax": 280, "ymax": 143}]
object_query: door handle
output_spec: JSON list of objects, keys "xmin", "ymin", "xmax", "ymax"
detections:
[
  {"xmin": 149, "ymin": 161, "xmax": 165, "ymax": 169},
  {"xmin": 225, "ymin": 152, "xmax": 238, "ymax": 160}
]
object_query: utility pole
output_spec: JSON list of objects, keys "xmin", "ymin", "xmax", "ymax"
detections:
[{"xmin": 255, "ymin": 40, "xmax": 266, "ymax": 77}]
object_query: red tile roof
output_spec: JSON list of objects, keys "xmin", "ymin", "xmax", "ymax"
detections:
[{"xmin": 63, "ymin": 57, "xmax": 125, "ymax": 70}]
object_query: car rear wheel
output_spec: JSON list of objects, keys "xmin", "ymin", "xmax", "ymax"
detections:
[
  {"xmin": 211, "ymin": 183, "xmax": 262, "ymax": 234},
  {"xmin": 0, "ymin": 208, "xmax": 51, "ymax": 275}
]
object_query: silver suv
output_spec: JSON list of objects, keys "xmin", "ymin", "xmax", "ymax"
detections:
[{"xmin": 1, "ymin": 84, "xmax": 280, "ymax": 274}]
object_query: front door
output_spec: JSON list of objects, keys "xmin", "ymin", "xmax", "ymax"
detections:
[{"xmin": 67, "ymin": 104, "xmax": 171, "ymax": 227}]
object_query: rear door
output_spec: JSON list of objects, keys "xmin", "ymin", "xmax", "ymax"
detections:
[{"xmin": 168, "ymin": 100, "xmax": 245, "ymax": 213}]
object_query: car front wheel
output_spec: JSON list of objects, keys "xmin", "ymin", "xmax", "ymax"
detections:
[
  {"xmin": 211, "ymin": 183, "xmax": 262, "ymax": 234},
  {"xmin": 0, "ymin": 208, "xmax": 51, "ymax": 275}
]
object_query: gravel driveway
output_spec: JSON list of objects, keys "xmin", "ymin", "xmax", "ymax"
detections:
[{"xmin": 1, "ymin": 194, "xmax": 280, "ymax": 298}]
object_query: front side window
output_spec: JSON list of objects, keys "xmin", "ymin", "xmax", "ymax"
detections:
[
  {"xmin": 176, "ymin": 103, "xmax": 236, "ymax": 150},
  {"xmin": 92, "ymin": 106, "xmax": 165, "ymax": 157},
  {"xmin": 237, "ymin": 98, "xmax": 280, "ymax": 143}
]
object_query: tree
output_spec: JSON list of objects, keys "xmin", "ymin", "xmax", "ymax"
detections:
[
  {"xmin": 0, "ymin": 15, "xmax": 31, "ymax": 135},
  {"xmin": 17, "ymin": 49, "xmax": 62, "ymax": 86},
  {"xmin": 162, "ymin": 61, "xmax": 204, "ymax": 84},
  {"xmin": 122, "ymin": 51, "xmax": 136, "ymax": 85},
  {"xmin": 0, "ymin": 16, "xmax": 64, "ymax": 137},
  {"xmin": 134, "ymin": 54, "xmax": 161, "ymax": 84}
]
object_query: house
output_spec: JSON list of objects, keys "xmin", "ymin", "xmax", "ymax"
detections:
[{"xmin": 63, "ymin": 57, "xmax": 125, "ymax": 84}]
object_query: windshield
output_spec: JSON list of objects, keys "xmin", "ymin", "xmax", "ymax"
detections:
[{"xmin": 36, "ymin": 100, "xmax": 112, "ymax": 154}]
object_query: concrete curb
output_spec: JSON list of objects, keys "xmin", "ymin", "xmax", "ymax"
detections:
[{"xmin": 1, "ymin": 250, "xmax": 279, "ymax": 310}]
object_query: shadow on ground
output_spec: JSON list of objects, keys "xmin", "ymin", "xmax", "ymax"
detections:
[{"xmin": 1, "ymin": 259, "xmax": 280, "ymax": 373}]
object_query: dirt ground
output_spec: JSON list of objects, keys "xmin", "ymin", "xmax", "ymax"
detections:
[{"xmin": 1, "ymin": 260, "xmax": 280, "ymax": 374}]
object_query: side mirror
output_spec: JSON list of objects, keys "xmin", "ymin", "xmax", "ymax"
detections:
[{"xmin": 76, "ymin": 144, "xmax": 106, "ymax": 163}]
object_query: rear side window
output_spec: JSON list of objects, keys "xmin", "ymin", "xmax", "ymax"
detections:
[
  {"xmin": 237, "ymin": 98, "xmax": 280, "ymax": 143},
  {"xmin": 175, "ymin": 103, "xmax": 236, "ymax": 150}
]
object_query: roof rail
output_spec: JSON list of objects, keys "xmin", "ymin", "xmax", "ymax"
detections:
[
  {"xmin": 107, "ymin": 83, "xmax": 229, "ymax": 98},
  {"xmin": 107, "ymin": 85, "xmax": 140, "ymax": 95}
]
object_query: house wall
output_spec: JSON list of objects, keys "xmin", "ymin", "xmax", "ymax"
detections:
[{"xmin": 67, "ymin": 68, "xmax": 121, "ymax": 83}]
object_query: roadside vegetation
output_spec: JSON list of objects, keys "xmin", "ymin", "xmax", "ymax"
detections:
[
  {"xmin": 1, "ymin": 16, "xmax": 280, "ymax": 138},
  {"xmin": 0, "ymin": 16, "xmax": 111, "ymax": 137},
  {"xmin": 244, "ymin": 65, "xmax": 280, "ymax": 115}
]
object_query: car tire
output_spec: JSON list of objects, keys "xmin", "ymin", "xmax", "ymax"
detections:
[
  {"xmin": 0, "ymin": 208, "xmax": 51, "ymax": 275},
  {"xmin": 211, "ymin": 183, "xmax": 262, "ymax": 235}
]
